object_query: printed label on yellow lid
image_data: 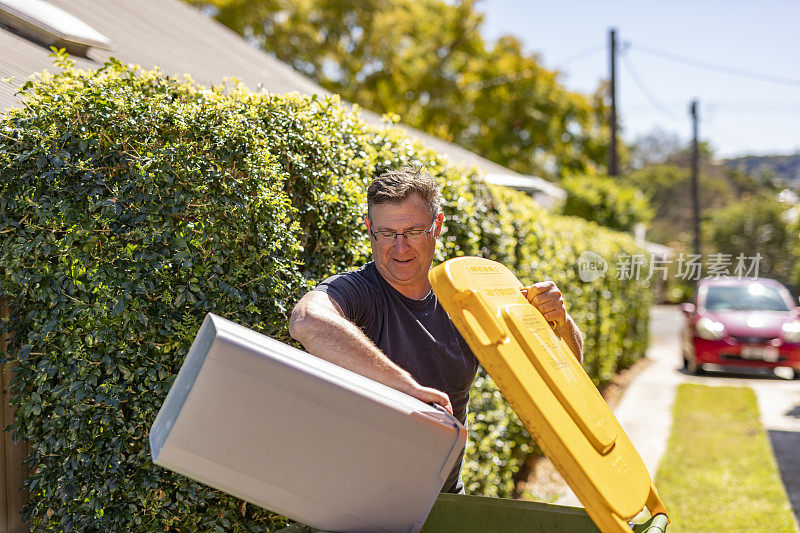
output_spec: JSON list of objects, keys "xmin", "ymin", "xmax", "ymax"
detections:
[{"xmin": 502, "ymin": 303, "xmax": 618, "ymax": 455}]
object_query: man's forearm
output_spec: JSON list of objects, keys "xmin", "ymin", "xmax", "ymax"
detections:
[
  {"xmin": 291, "ymin": 304, "xmax": 417, "ymax": 392},
  {"xmin": 554, "ymin": 314, "xmax": 584, "ymax": 364},
  {"xmin": 289, "ymin": 292, "xmax": 454, "ymax": 413}
]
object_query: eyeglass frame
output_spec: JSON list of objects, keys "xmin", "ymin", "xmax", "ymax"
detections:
[{"xmin": 368, "ymin": 218, "xmax": 437, "ymax": 244}]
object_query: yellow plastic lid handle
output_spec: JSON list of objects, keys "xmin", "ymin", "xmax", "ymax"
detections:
[{"xmin": 453, "ymin": 289, "xmax": 508, "ymax": 347}]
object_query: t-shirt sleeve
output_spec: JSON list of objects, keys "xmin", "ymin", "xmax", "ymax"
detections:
[{"xmin": 314, "ymin": 271, "xmax": 377, "ymax": 332}]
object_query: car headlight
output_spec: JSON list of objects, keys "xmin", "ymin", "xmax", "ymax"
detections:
[
  {"xmin": 696, "ymin": 317, "xmax": 725, "ymax": 340},
  {"xmin": 782, "ymin": 321, "xmax": 800, "ymax": 343}
]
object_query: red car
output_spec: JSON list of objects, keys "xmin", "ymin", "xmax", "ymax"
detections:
[{"xmin": 681, "ymin": 277, "xmax": 800, "ymax": 379}]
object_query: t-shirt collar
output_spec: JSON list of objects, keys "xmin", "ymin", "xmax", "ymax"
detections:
[{"xmin": 370, "ymin": 262, "xmax": 435, "ymax": 310}]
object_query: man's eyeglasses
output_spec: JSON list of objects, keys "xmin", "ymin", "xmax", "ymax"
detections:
[{"xmin": 369, "ymin": 220, "xmax": 436, "ymax": 244}]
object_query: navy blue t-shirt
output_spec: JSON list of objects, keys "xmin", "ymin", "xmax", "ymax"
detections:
[{"xmin": 314, "ymin": 261, "xmax": 479, "ymax": 493}]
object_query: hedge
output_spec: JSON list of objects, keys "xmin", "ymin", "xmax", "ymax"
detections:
[
  {"xmin": 561, "ymin": 174, "xmax": 654, "ymax": 233},
  {"xmin": 0, "ymin": 53, "xmax": 653, "ymax": 530}
]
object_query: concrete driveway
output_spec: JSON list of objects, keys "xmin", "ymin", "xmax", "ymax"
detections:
[{"xmin": 559, "ymin": 305, "xmax": 800, "ymax": 527}]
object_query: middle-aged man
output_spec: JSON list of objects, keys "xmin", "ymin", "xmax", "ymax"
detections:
[{"xmin": 289, "ymin": 167, "xmax": 584, "ymax": 494}]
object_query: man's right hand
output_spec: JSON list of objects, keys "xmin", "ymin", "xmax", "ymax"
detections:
[{"xmin": 404, "ymin": 383, "xmax": 453, "ymax": 415}]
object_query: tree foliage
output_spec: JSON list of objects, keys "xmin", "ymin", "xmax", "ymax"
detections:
[
  {"xmin": 561, "ymin": 174, "xmax": 653, "ymax": 233},
  {"xmin": 704, "ymin": 196, "xmax": 799, "ymax": 289},
  {"xmin": 627, "ymin": 127, "xmax": 683, "ymax": 170},
  {"xmin": 186, "ymin": 0, "xmax": 611, "ymax": 179},
  {"xmin": 623, "ymin": 163, "xmax": 743, "ymax": 245},
  {"xmin": 0, "ymin": 55, "xmax": 651, "ymax": 529},
  {"xmin": 621, "ymin": 130, "xmax": 799, "ymax": 302}
]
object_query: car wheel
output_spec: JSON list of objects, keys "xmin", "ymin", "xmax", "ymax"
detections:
[
  {"xmin": 682, "ymin": 345, "xmax": 691, "ymax": 370},
  {"xmin": 686, "ymin": 355, "xmax": 704, "ymax": 375},
  {"xmin": 793, "ymin": 368, "xmax": 800, "ymax": 381}
]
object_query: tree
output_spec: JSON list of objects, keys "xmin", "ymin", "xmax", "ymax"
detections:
[
  {"xmin": 185, "ymin": 0, "xmax": 610, "ymax": 179},
  {"xmin": 621, "ymin": 130, "xmax": 775, "ymax": 244},
  {"xmin": 704, "ymin": 195, "xmax": 798, "ymax": 288},
  {"xmin": 622, "ymin": 164, "xmax": 732, "ymax": 245},
  {"xmin": 456, "ymin": 35, "xmax": 612, "ymax": 178},
  {"xmin": 627, "ymin": 127, "xmax": 683, "ymax": 170}
]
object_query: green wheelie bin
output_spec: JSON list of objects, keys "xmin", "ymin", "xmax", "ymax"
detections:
[{"xmin": 276, "ymin": 493, "xmax": 669, "ymax": 533}]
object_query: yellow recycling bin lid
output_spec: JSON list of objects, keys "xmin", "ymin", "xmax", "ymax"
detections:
[{"xmin": 429, "ymin": 256, "xmax": 668, "ymax": 533}]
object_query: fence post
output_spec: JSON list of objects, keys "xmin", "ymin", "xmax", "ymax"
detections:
[{"xmin": 1, "ymin": 298, "xmax": 29, "ymax": 533}]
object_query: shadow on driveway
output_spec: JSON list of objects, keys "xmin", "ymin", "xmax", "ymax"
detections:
[
  {"xmin": 768, "ymin": 429, "xmax": 800, "ymax": 525},
  {"xmin": 678, "ymin": 365, "xmax": 792, "ymax": 381}
]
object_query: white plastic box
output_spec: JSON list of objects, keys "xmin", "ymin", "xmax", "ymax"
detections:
[{"xmin": 149, "ymin": 313, "xmax": 467, "ymax": 533}]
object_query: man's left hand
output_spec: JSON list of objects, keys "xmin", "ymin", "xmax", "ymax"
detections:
[
  {"xmin": 520, "ymin": 281, "xmax": 584, "ymax": 363},
  {"xmin": 520, "ymin": 281, "xmax": 567, "ymax": 329}
]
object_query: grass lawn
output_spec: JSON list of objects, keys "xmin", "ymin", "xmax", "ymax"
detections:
[{"xmin": 655, "ymin": 383, "xmax": 798, "ymax": 532}]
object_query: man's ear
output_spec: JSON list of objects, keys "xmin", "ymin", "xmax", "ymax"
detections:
[
  {"xmin": 434, "ymin": 212, "xmax": 444, "ymax": 237},
  {"xmin": 364, "ymin": 216, "xmax": 371, "ymax": 232}
]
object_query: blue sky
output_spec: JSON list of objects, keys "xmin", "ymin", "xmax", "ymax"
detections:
[{"xmin": 479, "ymin": 0, "xmax": 800, "ymax": 159}]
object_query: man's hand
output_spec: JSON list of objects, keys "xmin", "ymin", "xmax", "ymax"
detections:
[
  {"xmin": 403, "ymin": 383, "xmax": 453, "ymax": 415},
  {"xmin": 520, "ymin": 281, "xmax": 584, "ymax": 363},
  {"xmin": 520, "ymin": 281, "xmax": 567, "ymax": 329}
]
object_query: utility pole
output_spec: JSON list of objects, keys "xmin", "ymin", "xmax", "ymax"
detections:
[
  {"xmin": 608, "ymin": 28, "xmax": 618, "ymax": 177},
  {"xmin": 690, "ymin": 100, "xmax": 701, "ymax": 260}
]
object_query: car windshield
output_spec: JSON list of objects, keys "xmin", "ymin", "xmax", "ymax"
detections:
[{"xmin": 703, "ymin": 285, "xmax": 790, "ymax": 312}]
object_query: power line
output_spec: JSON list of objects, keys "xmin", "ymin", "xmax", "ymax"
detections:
[
  {"xmin": 464, "ymin": 41, "xmax": 605, "ymax": 91},
  {"xmin": 620, "ymin": 54, "xmax": 683, "ymax": 123},
  {"xmin": 553, "ymin": 41, "xmax": 605, "ymax": 69},
  {"xmin": 708, "ymin": 102, "xmax": 800, "ymax": 113},
  {"xmin": 624, "ymin": 103, "xmax": 800, "ymax": 116},
  {"xmin": 629, "ymin": 43, "xmax": 800, "ymax": 88}
]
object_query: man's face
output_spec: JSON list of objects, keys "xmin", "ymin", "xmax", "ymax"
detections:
[{"xmin": 366, "ymin": 194, "xmax": 443, "ymax": 300}]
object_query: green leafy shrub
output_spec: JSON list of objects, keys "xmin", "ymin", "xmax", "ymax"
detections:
[
  {"xmin": 1, "ymin": 55, "xmax": 652, "ymax": 530},
  {"xmin": 561, "ymin": 174, "xmax": 653, "ymax": 233}
]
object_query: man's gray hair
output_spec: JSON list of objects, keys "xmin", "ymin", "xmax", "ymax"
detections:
[{"xmin": 367, "ymin": 166, "xmax": 442, "ymax": 221}]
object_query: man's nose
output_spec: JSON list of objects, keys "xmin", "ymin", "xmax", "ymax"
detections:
[{"xmin": 393, "ymin": 235, "xmax": 412, "ymax": 250}]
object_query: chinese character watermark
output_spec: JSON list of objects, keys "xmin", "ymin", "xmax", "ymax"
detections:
[
  {"xmin": 615, "ymin": 254, "xmax": 646, "ymax": 281},
  {"xmin": 577, "ymin": 251, "xmax": 762, "ymax": 282},
  {"xmin": 676, "ymin": 254, "xmax": 702, "ymax": 281}
]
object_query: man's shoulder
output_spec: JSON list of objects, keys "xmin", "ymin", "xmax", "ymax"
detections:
[
  {"xmin": 318, "ymin": 262, "xmax": 378, "ymax": 287},
  {"xmin": 314, "ymin": 262, "xmax": 384, "ymax": 324},
  {"xmin": 314, "ymin": 262, "xmax": 384, "ymax": 300}
]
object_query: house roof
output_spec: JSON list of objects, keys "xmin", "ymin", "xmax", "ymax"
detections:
[{"xmin": 0, "ymin": 0, "xmax": 564, "ymax": 207}]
